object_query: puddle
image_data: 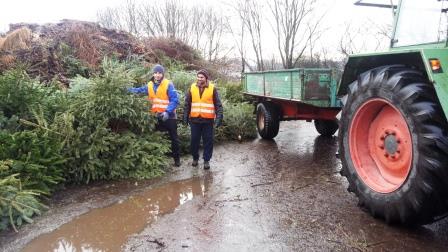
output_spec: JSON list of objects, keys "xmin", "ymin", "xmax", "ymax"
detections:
[{"xmin": 22, "ymin": 175, "xmax": 212, "ymax": 252}]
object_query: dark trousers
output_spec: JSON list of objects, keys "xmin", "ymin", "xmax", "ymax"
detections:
[
  {"xmin": 190, "ymin": 122, "xmax": 214, "ymax": 161},
  {"xmin": 155, "ymin": 119, "xmax": 180, "ymax": 160}
]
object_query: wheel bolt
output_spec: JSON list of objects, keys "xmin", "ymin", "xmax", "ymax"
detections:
[
  {"xmin": 380, "ymin": 136, "xmax": 385, "ymax": 141},
  {"xmin": 379, "ymin": 145, "xmax": 384, "ymax": 149},
  {"xmin": 385, "ymin": 153, "xmax": 389, "ymax": 158},
  {"xmin": 391, "ymin": 132, "xmax": 396, "ymax": 136}
]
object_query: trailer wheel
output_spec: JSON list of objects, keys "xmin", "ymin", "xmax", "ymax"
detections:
[
  {"xmin": 256, "ymin": 102, "xmax": 279, "ymax": 139},
  {"xmin": 339, "ymin": 65, "xmax": 448, "ymax": 225},
  {"xmin": 314, "ymin": 119, "xmax": 338, "ymax": 136}
]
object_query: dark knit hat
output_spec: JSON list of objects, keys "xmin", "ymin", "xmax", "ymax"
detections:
[
  {"xmin": 197, "ymin": 69, "xmax": 209, "ymax": 79},
  {"xmin": 152, "ymin": 64, "xmax": 165, "ymax": 74}
]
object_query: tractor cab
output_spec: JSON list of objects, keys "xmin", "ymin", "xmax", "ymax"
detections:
[
  {"xmin": 355, "ymin": 0, "xmax": 448, "ymax": 48},
  {"xmin": 391, "ymin": 0, "xmax": 448, "ymax": 48}
]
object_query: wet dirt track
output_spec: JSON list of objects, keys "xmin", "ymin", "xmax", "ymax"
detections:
[{"xmin": 2, "ymin": 121, "xmax": 448, "ymax": 251}]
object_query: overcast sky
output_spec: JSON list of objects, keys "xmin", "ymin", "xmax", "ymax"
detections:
[
  {"xmin": 0, "ymin": 0, "xmax": 123, "ymax": 32},
  {"xmin": 0, "ymin": 0, "xmax": 394, "ymax": 60}
]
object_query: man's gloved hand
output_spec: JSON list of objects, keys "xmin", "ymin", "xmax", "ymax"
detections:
[
  {"xmin": 160, "ymin": 112, "xmax": 169, "ymax": 122},
  {"xmin": 215, "ymin": 118, "xmax": 223, "ymax": 128}
]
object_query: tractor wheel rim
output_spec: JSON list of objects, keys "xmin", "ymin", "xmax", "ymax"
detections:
[{"xmin": 349, "ymin": 98, "xmax": 412, "ymax": 193}]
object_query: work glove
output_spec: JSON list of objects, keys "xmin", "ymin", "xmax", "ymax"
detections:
[
  {"xmin": 160, "ymin": 112, "xmax": 169, "ymax": 122},
  {"xmin": 215, "ymin": 118, "xmax": 223, "ymax": 128}
]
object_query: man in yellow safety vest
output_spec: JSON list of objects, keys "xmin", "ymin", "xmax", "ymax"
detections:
[
  {"xmin": 129, "ymin": 64, "xmax": 181, "ymax": 166},
  {"xmin": 183, "ymin": 69, "xmax": 223, "ymax": 169}
]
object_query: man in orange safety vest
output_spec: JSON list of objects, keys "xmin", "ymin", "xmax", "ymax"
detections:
[
  {"xmin": 129, "ymin": 64, "xmax": 181, "ymax": 166},
  {"xmin": 183, "ymin": 69, "xmax": 223, "ymax": 170}
]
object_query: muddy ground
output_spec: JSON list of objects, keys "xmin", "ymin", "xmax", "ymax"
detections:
[{"xmin": 2, "ymin": 121, "xmax": 448, "ymax": 251}]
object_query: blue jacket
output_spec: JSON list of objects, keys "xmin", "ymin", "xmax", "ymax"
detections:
[{"xmin": 128, "ymin": 79, "xmax": 179, "ymax": 118}]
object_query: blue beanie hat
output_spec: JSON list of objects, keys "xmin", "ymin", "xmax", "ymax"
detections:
[{"xmin": 152, "ymin": 64, "xmax": 165, "ymax": 74}]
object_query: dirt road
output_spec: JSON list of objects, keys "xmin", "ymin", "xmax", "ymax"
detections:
[{"xmin": 2, "ymin": 121, "xmax": 448, "ymax": 251}]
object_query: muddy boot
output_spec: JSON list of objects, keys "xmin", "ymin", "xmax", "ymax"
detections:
[
  {"xmin": 203, "ymin": 161, "xmax": 210, "ymax": 170},
  {"xmin": 174, "ymin": 157, "xmax": 181, "ymax": 167},
  {"xmin": 192, "ymin": 159, "xmax": 198, "ymax": 167}
]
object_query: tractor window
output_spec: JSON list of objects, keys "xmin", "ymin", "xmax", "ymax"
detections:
[{"xmin": 393, "ymin": 0, "xmax": 448, "ymax": 47}]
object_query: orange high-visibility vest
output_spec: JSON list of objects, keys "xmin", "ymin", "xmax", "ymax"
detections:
[
  {"xmin": 190, "ymin": 83, "xmax": 215, "ymax": 119},
  {"xmin": 148, "ymin": 79, "xmax": 170, "ymax": 113}
]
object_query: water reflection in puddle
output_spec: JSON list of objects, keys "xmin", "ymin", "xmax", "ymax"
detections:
[{"xmin": 23, "ymin": 174, "xmax": 213, "ymax": 252}]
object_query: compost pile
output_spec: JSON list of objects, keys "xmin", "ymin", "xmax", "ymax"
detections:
[{"xmin": 0, "ymin": 20, "xmax": 203, "ymax": 85}]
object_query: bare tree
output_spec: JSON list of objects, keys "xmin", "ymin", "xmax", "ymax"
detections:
[
  {"xmin": 202, "ymin": 11, "xmax": 228, "ymax": 62},
  {"xmin": 307, "ymin": 22, "xmax": 327, "ymax": 66},
  {"xmin": 269, "ymin": 0, "xmax": 322, "ymax": 69},
  {"xmin": 97, "ymin": 0, "xmax": 139, "ymax": 35},
  {"xmin": 190, "ymin": 7, "xmax": 207, "ymax": 51},
  {"xmin": 97, "ymin": 7, "xmax": 125, "ymax": 31},
  {"xmin": 236, "ymin": 0, "xmax": 265, "ymax": 71},
  {"xmin": 265, "ymin": 55, "xmax": 283, "ymax": 70},
  {"xmin": 339, "ymin": 23, "xmax": 360, "ymax": 57},
  {"xmin": 138, "ymin": 0, "xmax": 191, "ymax": 41},
  {"xmin": 123, "ymin": 0, "xmax": 139, "ymax": 35},
  {"xmin": 226, "ymin": 15, "xmax": 254, "ymax": 72},
  {"xmin": 339, "ymin": 20, "xmax": 391, "ymax": 58},
  {"xmin": 138, "ymin": 3, "xmax": 161, "ymax": 37}
]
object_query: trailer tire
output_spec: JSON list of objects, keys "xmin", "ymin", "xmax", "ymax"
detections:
[
  {"xmin": 339, "ymin": 65, "xmax": 448, "ymax": 225},
  {"xmin": 256, "ymin": 102, "xmax": 280, "ymax": 139},
  {"xmin": 314, "ymin": 119, "xmax": 338, "ymax": 136}
]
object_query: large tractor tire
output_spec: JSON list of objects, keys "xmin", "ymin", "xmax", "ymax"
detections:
[
  {"xmin": 314, "ymin": 119, "xmax": 338, "ymax": 137},
  {"xmin": 339, "ymin": 65, "xmax": 448, "ymax": 225},
  {"xmin": 256, "ymin": 102, "xmax": 280, "ymax": 139}
]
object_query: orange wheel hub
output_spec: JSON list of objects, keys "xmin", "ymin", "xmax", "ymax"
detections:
[{"xmin": 349, "ymin": 98, "xmax": 412, "ymax": 193}]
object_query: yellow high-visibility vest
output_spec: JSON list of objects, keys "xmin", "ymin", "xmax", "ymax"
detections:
[
  {"xmin": 148, "ymin": 79, "xmax": 170, "ymax": 113},
  {"xmin": 190, "ymin": 83, "xmax": 215, "ymax": 119}
]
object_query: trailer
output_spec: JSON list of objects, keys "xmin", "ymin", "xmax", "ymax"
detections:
[{"xmin": 243, "ymin": 68, "xmax": 341, "ymax": 139}]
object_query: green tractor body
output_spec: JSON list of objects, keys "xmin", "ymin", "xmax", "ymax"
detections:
[{"xmin": 338, "ymin": 0, "xmax": 448, "ymax": 224}]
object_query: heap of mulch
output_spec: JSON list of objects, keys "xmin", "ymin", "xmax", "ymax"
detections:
[
  {"xmin": 0, "ymin": 20, "xmax": 205, "ymax": 85},
  {"xmin": 144, "ymin": 37, "xmax": 204, "ymax": 71}
]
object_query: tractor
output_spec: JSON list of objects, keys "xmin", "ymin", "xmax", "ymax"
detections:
[
  {"xmin": 245, "ymin": 0, "xmax": 448, "ymax": 225},
  {"xmin": 338, "ymin": 0, "xmax": 448, "ymax": 224}
]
